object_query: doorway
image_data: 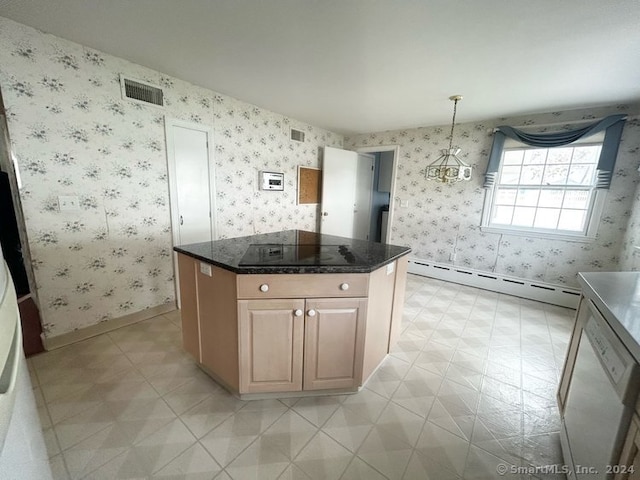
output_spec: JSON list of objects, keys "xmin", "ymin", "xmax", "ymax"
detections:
[
  {"xmin": 320, "ymin": 146, "xmax": 398, "ymax": 243},
  {"xmin": 357, "ymin": 146, "xmax": 399, "ymax": 243},
  {"xmin": 0, "ymin": 87, "xmax": 43, "ymax": 355},
  {"xmin": 165, "ymin": 118, "xmax": 216, "ymax": 303}
]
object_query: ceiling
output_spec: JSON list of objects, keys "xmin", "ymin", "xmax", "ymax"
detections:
[{"xmin": 0, "ymin": 0, "xmax": 639, "ymax": 135}]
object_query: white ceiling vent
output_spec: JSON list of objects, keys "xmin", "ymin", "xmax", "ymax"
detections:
[
  {"xmin": 290, "ymin": 128, "xmax": 305, "ymax": 143},
  {"xmin": 120, "ymin": 75, "xmax": 164, "ymax": 107}
]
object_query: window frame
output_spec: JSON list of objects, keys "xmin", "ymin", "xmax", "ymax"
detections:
[{"xmin": 480, "ymin": 141, "xmax": 607, "ymax": 243}]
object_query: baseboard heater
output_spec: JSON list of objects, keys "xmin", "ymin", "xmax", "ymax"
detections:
[{"xmin": 407, "ymin": 257, "xmax": 580, "ymax": 309}]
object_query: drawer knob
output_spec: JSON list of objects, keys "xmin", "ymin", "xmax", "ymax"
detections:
[
  {"xmin": 307, "ymin": 309, "xmax": 316, "ymax": 317},
  {"xmin": 294, "ymin": 309, "xmax": 303, "ymax": 317},
  {"xmin": 340, "ymin": 283, "xmax": 350, "ymax": 291},
  {"xmin": 259, "ymin": 284, "xmax": 269, "ymax": 292}
]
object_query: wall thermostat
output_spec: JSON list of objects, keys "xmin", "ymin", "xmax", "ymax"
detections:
[{"xmin": 260, "ymin": 171, "xmax": 284, "ymax": 191}]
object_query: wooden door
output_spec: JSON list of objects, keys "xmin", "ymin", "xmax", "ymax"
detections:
[
  {"xmin": 238, "ymin": 299, "xmax": 305, "ymax": 394},
  {"xmin": 303, "ymin": 297, "xmax": 367, "ymax": 390}
]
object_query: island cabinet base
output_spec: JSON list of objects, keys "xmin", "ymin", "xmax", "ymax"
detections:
[{"xmin": 177, "ymin": 253, "xmax": 408, "ymax": 398}]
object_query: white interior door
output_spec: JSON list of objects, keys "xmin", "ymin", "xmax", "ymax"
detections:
[
  {"xmin": 166, "ymin": 118, "xmax": 216, "ymax": 307},
  {"xmin": 353, "ymin": 154, "xmax": 374, "ymax": 240},
  {"xmin": 321, "ymin": 146, "xmax": 358, "ymax": 238},
  {"xmin": 168, "ymin": 123, "xmax": 214, "ymax": 245}
]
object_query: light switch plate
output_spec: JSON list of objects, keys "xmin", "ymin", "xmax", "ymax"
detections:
[
  {"xmin": 199, "ymin": 262, "xmax": 212, "ymax": 276},
  {"xmin": 58, "ymin": 195, "xmax": 80, "ymax": 211}
]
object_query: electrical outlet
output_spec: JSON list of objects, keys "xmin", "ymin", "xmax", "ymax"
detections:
[
  {"xmin": 58, "ymin": 195, "xmax": 80, "ymax": 211},
  {"xmin": 399, "ymin": 199, "xmax": 409, "ymax": 208},
  {"xmin": 199, "ymin": 262, "xmax": 212, "ymax": 276},
  {"xmin": 449, "ymin": 252, "xmax": 457, "ymax": 261}
]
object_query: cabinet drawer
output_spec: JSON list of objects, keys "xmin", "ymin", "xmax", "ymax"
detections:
[{"xmin": 237, "ymin": 273, "xmax": 369, "ymax": 299}]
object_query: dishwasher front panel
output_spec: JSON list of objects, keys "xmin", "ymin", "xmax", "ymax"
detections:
[{"xmin": 561, "ymin": 301, "xmax": 638, "ymax": 479}]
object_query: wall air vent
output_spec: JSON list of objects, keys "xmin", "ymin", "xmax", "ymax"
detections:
[
  {"xmin": 120, "ymin": 75, "xmax": 164, "ymax": 107},
  {"xmin": 290, "ymin": 128, "xmax": 305, "ymax": 143}
]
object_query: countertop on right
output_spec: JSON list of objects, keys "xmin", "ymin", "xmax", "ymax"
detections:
[{"xmin": 579, "ymin": 272, "xmax": 640, "ymax": 363}]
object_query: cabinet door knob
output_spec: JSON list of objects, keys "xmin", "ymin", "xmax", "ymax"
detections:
[
  {"xmin": 259, "ymin": 284, "xmax": 269, "ymax": 292},
  {"xmin": 340, "ymin": 283, "xmax": 349, "ymax": 291},
  {"xmin": 307, "ymin": 309, "xmax": 316, "ymax": 317},
  {"xmin": 294, "ymin": 309, "xmax": 303, "ymax": 317}
]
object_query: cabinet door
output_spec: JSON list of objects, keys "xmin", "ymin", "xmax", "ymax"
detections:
[
  {"xmin": 238, "ymin": 299, "xmax": 305, "ymax": 394},
  {"xmin": 304, "ymin": 298, "xmax": 367, "ymax": 390}
]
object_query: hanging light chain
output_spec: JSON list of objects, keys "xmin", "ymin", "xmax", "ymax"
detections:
[{"xmin": 448, "ymin": 95, "xmax": 461, "ymax": 150}]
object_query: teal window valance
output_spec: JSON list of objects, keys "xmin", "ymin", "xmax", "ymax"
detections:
[{"xmin": 484, "ymin": 114, "xmax": 627, "ymax": 189}]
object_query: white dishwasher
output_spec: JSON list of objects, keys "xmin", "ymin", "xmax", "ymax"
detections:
[
  {"xmin": 561, "ymin": 299, "xmax": 639, "ymax": 480},
  {"xmin": 0, "ymin": 255, "xmax": 51, "ymax": 479}
]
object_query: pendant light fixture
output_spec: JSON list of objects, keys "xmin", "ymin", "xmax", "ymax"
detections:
[{"xmin": 423, "ymin": 95, "xmax": 472, "ymax": 184}]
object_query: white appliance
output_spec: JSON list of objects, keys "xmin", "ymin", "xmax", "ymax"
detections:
[
  {"xmin": 381, "ymin": 210, "xmax": 389, "ymax": 243},
  {"xmin": 260, "ymin": 171, "xmax": 284, "ymax": 191},
  {"xmin": 0, "ymin": 253, "xmax": 51, "ymax": 479},
  {"xmin": 561, "ymin": 299, "xmax": 639, "ymax": 480}
]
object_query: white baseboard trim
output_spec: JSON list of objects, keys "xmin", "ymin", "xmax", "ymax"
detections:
[
  {"xmin": 42, "ymin": 302, "xmax": 178, "ymax": 351},
  {"xmin": 407, "ymin": 257, "xmax": 580, "ymax": 309}
]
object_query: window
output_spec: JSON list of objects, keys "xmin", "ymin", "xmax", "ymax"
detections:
[
  {"xmin": 481, "ymin": 141, "xmax": 606, "ymax": 241},
  {"xmin": 481, "ymin": 114, "xmax": 626, "ymax": 241}
]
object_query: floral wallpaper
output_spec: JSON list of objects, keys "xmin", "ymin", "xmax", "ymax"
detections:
[
  {"xmin": 620, "ymin": 178, "xmax": 640, "ymax": 271},
  {"xmin": 1, "ymin": 14, "xmax": 639, "ymax": 340},
  {"xmin": 0, "ymin": 17, "xmax": 341, "ymax": 338},
  {"xmin": 345, "ymin": 107, "xmax": 640, "ymax": 288}
]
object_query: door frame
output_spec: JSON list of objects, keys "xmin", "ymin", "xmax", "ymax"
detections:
[
  {"xmin": 164, "ymin": 117, "xmax": 216, "ymax": 304},
  {"xmin": 355, "ymin": 145, "xmax": 400, "ymax": 243}
]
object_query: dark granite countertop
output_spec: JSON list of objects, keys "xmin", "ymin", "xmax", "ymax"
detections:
[{"xmin": 174, "ymin": 230, "xmax": 411, "ymax": 274}]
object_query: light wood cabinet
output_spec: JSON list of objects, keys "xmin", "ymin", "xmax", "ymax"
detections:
[
  {"xmin": 238, "ymin": 297, "xmax": 366, "ymax": 393},
  {"xmin": 178, "ymin": 256, "xmax": 240, "ymax": 384},
  {"xmin": 303, "ymin": 298, "xmax": 366, "ymax": 390},
  {"xmin": 237, "ymin": 273, "xmax": 368, "ymax": 299},
  {"xmin": 177, "ymin": 253, "xmax": 408, "ymax": 398},
  {"xmin": 238, "ymin": 299, "xmax": 305, "ymax": 394}
]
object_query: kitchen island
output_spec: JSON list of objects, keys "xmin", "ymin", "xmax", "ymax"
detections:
[{"xmin": 174, "ymin": 230, "xmax": 411, "ymax": 398}]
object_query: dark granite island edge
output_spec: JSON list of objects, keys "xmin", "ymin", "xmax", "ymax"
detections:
[{"xmin": 173, "ymin": 229, "xmax": 411, "ymax": 274}]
